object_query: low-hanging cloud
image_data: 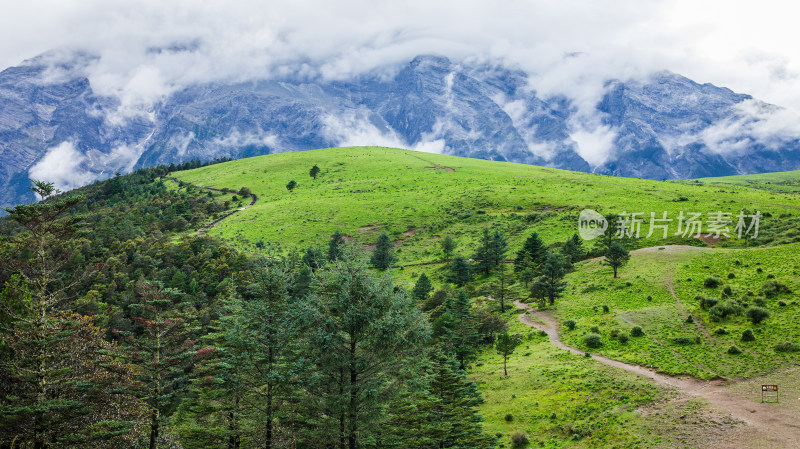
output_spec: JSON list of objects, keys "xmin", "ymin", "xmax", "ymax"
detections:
[{"xmin": 5, "ymin": 0, "xmax": 800, "ymax": 173}]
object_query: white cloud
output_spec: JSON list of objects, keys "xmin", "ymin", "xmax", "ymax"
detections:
[
  {"xmin": 28, "ymin": 142, "xmax": 96, "ymax": 191},
  {"xmin": 569, "ymin": 125, "xmax": 618, "ymax": 168}
]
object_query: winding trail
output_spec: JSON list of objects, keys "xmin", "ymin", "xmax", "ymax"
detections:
[
  {"xmin": 167, "ymin": 177, "xmax": 258, "ymax": 236},
  {"xmin": 514, "ymin": 299, "xmax": 800, "ymax": 448}
]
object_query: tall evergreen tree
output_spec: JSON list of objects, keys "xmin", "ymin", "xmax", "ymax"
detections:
[
  {"xmin": 303, "ymin": 245, "xmax": 325, "ymax": 271},
  {"xmin": 303, "ymin": 252, "xmax": 429, "ymax": 449},
  {"xmin": 489, "ymin": 230, "xmax": 508, "ymax": 268},
  {"xmin": 378, "ymin": 351, "xmax": 495, "ymax": 449},
  {"xmin": 561, "ymin": 233, "xmax": 585, "ymax": 266},
  {"xmin": 115, "ymin": 283, "xmax": 200, "ymax": 449},
  {"xmin": 1, "ymin": 181, "xmax": 141, "ymax": 448},
  {"xmin": 369, "ymin": 232, "xmax": 395, "ymax": 270},
  {"xmin": 441, "ymin": 236, "xmax": 456, "ymax": 261},
  {"xmin": 412, "ymin": 273, "xmax": 433, "ymax": 302},
  {"xmin": 328, "ymin": 231, "xmax": 346, "ymax": 262},
  {"xmin": 534, "ymin": 253, "xmax": 567, "ymax": 306},
  {"xmin": 473, "ymin": 229, "xmax": 493, "ymax": 275},
  {"xmin": 514, "ymin": 231, "xmax": 547, "ymax": 273},
  {"xmin": 605, "ymin": 242, "xmax": 631, "ymax": 278},
  {"xmin": 309, "ymin": 164, "xmax": 321, "ymax": 180},
  {"xmin": 495, "ymin": 262, "xmax": 510, "ymax": 313},
  {"xmin": 446, "ymin": 255, "xmax": 473, "ymax": 287}
]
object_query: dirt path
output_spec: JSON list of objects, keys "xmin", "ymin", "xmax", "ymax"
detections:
[
  {"xmin": 167, "ymin": 177, "xmax": 258, "ymax": 236},
  {"xmin": 514, "ymin": 300, "xmax": 800, "ymax": 448}
]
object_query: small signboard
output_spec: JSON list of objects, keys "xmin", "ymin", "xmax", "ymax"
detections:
[{"xmin": 761, "ymin": 384, "xmax": 779, "ymax": 403}]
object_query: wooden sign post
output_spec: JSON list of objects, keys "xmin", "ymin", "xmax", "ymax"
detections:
[{"xmin": 761, "ymin": 384, "xmax": 778, "ymax": 403}]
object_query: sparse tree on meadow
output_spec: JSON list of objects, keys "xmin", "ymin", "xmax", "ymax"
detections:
[
  {"xmin": 534, "ymin": 253, "xmax": 567, "ymax": 306},
  {"xmin": 447, "ymin": 255, "xmax": 473, "ymax": 287},
  {"xmin": 514, "ymin": 231, "xmax": 547, "ymax": 273},
  {"xmin": 604, "ymin": 242, "xmax": 630, "ymax": 278},
  {"xmin": 310, "ymin": 164, "xmax": 321, "ymax": 180},
  {"xmin": 412, "ymin": 272, "xmax": 433, "ymax": 302},
  {"xmin": 286, "ymin": 180, "xmax": 297, "ymax": 192},
  {"xmin": 495, "ymin": 333, "xmax": 521, "ymax": 376},
  {"xmin": 370, "ymin": 232, "xmax": 396, "ymax": 269},
  {"xmin": 441, "ymin": 236, "xmax": 456, "ymax": 260}
]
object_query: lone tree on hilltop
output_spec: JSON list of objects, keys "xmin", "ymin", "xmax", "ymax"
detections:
[
  {"xmin": 310, "ymin": 164, "xmax": 320, "ymax": 179},
  {"xmin": 286, "ymin": 180, "xmax": 297, "ymax": 192}
]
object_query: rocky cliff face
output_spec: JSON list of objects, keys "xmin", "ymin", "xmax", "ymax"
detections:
[{"xmin": 2, "ymin": 53, "xmax": 799, "ymax": 207}]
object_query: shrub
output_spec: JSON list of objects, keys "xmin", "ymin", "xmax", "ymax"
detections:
[
  {"xmin": 511, "ymin": 432, "xmax": 530, "ymax": 448},
  {"xmin": 714, "ymin": 328, "xmax": 729, "ymax": 335},
  {"xmin": 685, "ymin": 315, "xmax": 694, "ymax": 324},
  {"xmin": 708, "ymin": 301, "xmax": 743, "ymax": 322},
  {"xmin": 610, "ymin": 329, "xmax": 620, "ymax": 338},
  {"xmin": 672, "ymin": 337, "xmax": 695, "ymax": 345},
  {"xmin": 704, "ymin": 277, "xmax": 722, "ymax": 288},
  {"xmin": 564, "ymin": 319, "xmax": 577, "ymax": 330},
  {"xmin": 727, "ymin": 273, "xmax": 736, "ymax": 279},
  {"xmin": 646, "ymin": 295, "xmax": 653, "ymax": 301},
  {"xmin": 762, "ymin": 280, "xmax": 792, "ymax": 297},
  {"xmin": 741, "ymin": 329, "xmax": 755, "ymax": 342},
  {"xmin": 727, "ymin": 346, "xmax": 742, "ymax": 355},
  {"xmin": 602, "ymin": 305, "xmax": 610, "ymax": 313},
  {"xmin": 590, "ymin": 326, "xmax": 600, "ymax": 334},
  {"xmin": 700, "ymin": 297, "xmax": 719, "ymax": 309},
  {"xmin": 746, "ymin": 307, "xmax": 770, "ymax": 324},
  {"xmin": 504, "ymin": 413, "xmax": 514, "ymax": 422},
  {"xmin": 631, "ymin": 326, "xmax": 644, "ymax": 337},
  {"xmin": 238, "ymin": 186, "xmax": 251, "ymax": 196},
  {"xmin": 756, "ymin": 267, "xmax": 763, "ymax": 273},
  {"xmin": 722, "ymin": 286, "xmax": 733, "ymax": 297},
  {"xmin": 779, "ymin": 301, "xmax": 787, "ymax": 307},
  {"xmin": 618, "ymin": 333, "xmax": 629, "ymax": 344},
  {"xmin": 775, "ymin": 342, "xmax": 800, "ymax": 353},
  {"xmin": 767, "ymin": 273, "xmax": 775, "ymax": 279},
  {"xmin": 753, "ymin": 297, "xmax": 767, "ymax": 307},
  {"xmin": 583, "ymin": 333, "xmax": 603, "ymax": 348}
]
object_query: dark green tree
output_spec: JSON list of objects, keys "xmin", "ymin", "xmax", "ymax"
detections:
[
  {"xmin": 378, "ymin": 351, "xmax": 495, "ymax": 449},
  {"xmin": 303, "ymin": 251, "xmax": 429, "ymax": 449},
  {"xmin": 328, "ymin": 231, "xmax": 346, "ymax": 262},
  {"xmin": 534, "ymin": 253, "xmax": 567, "ymax": 306},
  {"xmin": 303, "ymin": 245, "xmax": 325, "ymax": 271},
  {"xmin": 514, "ymin": 232, "xmax": 547, "ymax": 273},
  {"xmin": 369, "ymin": 232, "xmax": 395, "ymax": 270},
  {"xmin": 561, "ymin": 233, "xmax": 584, "ymax": 267},
  {"xmin": 495, "ymin": 261, "xmax": 510, "ymax": 313},
  {"xmin": 495, "ymin": 333, "xmax": 521, "ymax": 376},
  {"xmin": 604, "ymin": 242, "xmax": 630, "ymax": 278},
  {"xmin": 115, "ymin": 283, "xmax": 200, "ymax": 449},
  {"xmin": 446, "ymin": 255, "xmax": 473, "ymax": 287},
  {"xmin": 489, "ymin": 230, "xmax": 508, "ymax": 268},
  {"xmin": 445, "ymin": 291, "xmax": 482, "ymax": 370},
  {"xmin": 441, "ymin": 236, "xmax": 456, "ymax": 261},
  {"xmin": 412, "ymin": 272, "xmax": 433, "ymax": 302},
  {"xmin": 286, "ymin": 180, "xmax": 297, "ymax": 192},
  {"xmin": 309, "ymin": 164, "xmax": 321, "ymax": 179},
  {"xmin": 474, "ymin": 229, "xmax": 505, "ymax": 275}
]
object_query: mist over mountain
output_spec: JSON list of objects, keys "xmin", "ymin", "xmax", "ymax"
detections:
[{"xmin": 3, "ymin": 52, "xmax": 800, "ymax": 207}]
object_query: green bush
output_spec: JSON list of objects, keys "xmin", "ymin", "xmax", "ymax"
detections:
[
  {"xmin": 708, "ymin": 301, "xmax": 743, "ymax": 322},
  {"xmin": 511, "ymin": 432, "xmax": 530, "ymax": 448},
  {"xmin": 727, "ymin": 272, "xmax": 735, "ymax": 279},
  {"xmin": 504, "ymin": 413, "xmax": 514, "ymax": 422},
  {"xmin": 704, "ymin": 277, "xmax": 722, "ymax": 288},
  {"xmin": 775, "ymin": 342, "xmax": 799, "ymax": 353},
  {"xmin": 671, "ymin": 336, "xmax": 695, "ymax": 345},
  {"xmin": 722, "ymin": 286, "xmax": 733, "ymax": 297},
  {"xmin": 746, "ymin": 307, "xmax": 770, "ymax": 324},
  {"xmin": 685, "ymin": 315, "xmax": 694, "ymax": 324},
  {"xmin": 762, "ymin": 280, "xmax": 792, "ymax": 297},
  {"xmin": 700, "ymin": 296, "xmax": 719, "ymax": 309},
  {"xmin": 590, "ymin": 326, "xmax": 600, "ymax": 334},
  {"xmin": 583, "ymin": 333, "xmax": 604, "ymax": 348},
  {"xmin": 741, "ymin": 329, "xmax": 756, "ymax": 342},
  {"xmin": 618, "ymin": 333, "xmax": 629, "ymax": 344},
  {"xmin": 602, "ymin": 305, "xmax": 610, "ymax": 313},
  {"xmin": 564, "ymin": 319, "xmax": 577, "ymax": 330},
  {"xmin": 727, "ymin": 346, "xmax": 742, "ymax": 355},
  {"xmin": 714, "ymin": 328, "xmax": 729, "ymax": 335},
  {"xmin": 630, "ymin": 326, "xmax": 644, "ymax": 337}
]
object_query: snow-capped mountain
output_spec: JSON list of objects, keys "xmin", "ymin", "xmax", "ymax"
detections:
[{"xmin": 2, "ymin": 53, "xmax": 799, "ymax": 207}]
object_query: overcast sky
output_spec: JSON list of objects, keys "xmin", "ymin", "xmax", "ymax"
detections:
[{"xmin": 2, "ymin": 0, "xmax": 799, "ymax": 116}]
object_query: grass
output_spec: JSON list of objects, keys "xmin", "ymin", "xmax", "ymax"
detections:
[{"xmin": 172, "ymin": 146, "xmax": 800, "ymax": 264}]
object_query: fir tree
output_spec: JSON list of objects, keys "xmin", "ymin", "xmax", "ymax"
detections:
[
  {"xmin": 534, "ymin": 253, "xmax": 567, "ymax": 306},
  {"xmin": 303, "ymin": 245, "xmax": 325, "ymax": 271},
  {"xmin": 441, "ymin": 236, "xmax": 456, "ymax": 261},
  {"xmin": 514, "ymin": 231, "xmax": 547, "ymax": 273},
  {"xmin": 561, "ymin": 233, "xmax": 584, "ymax": 266},
  {"xmin": 446, "ymin": 255, "xmax": 473, "ymax": 287},
  {"xmin": 412, "ymin": 272, "xmax": 433, "ymax": 302},
  {"xmin": 328, "ymin": 231, "xmax": 346, "ymax": 262},
  {"xmin": 369, "ymin": 232, "xmax": 395, "ymax": 270},
  {"xmin": 473, "ymin": 229, "xmax": 493, "ymax": 275},
  {"xmin": 309, "ymin": 164, "xmax": 321, "ymax": 180}
]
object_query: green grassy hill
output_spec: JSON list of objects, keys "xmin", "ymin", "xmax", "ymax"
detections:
[{"xmin": 172, "ymin": 147, "xmax": 800, "ymax": 448}]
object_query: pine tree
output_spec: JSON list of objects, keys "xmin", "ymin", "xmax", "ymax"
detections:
[
  {"xmin": 489, "ymin": 230, "xmax": 508, "ymax": 268},
  {"xmin": 215, "ymin": 258, "xmax": 304, "ymax": 449},
  {"xmin": 378, "ymin": 351, "xmax": 495, "ymax": 448},
  {"xmin": 473, "ymin": 229, "xmax": 493, "ymax": 275},
  {"xmin": 309, "ymin": 164, "xmax": 321, "ymax": 179},
  {"xmin": 1, "ymin": 181, "xmax": 140, "ymax": 448},
  {"xmin": 303, "ymin": 251, "xmax": 429, "ymax": 449},
  {"xmin": 446, "ymin": 255, "xmax": 473, "ymax": 287},
  {"xmin": 303, "ymin": 245, "xmax": 325, "ymax": 270},
  {"xmin": 441, "ymin": 236, "xmax": 456, "ymax": 261},
  {"xmin": 328, "ymin": 231, "xmax": 346, "ymax": 262},
  {"xmin": 412, "ymin": 273, "xmax": 433, "ymax": 302},
  {"xmin": 115, "ymin": 282, "xmax": 200, "ymax": 449},
  {"xmin": 514, "ymin": 231, "xmax": 547, "ymax": 273},
  {"xmin": 561, "ymin": 233, "xmax": 584, "ymax": 266},
  {"xmin": 605, "ymin": 242, "xmax": 631, "ymax": 278},
  {"xmin": 495, "ymin": 333, "xmax": 521, "ymax": 376},
  {"xmin": 446, "ymin": 291, "xmax": 482, "ymax": 370},
  {"xmin": 369, "ymin": 232, "xmax": 395, "ymax": 270},
  {"xmin": 534, "ymin": 253, "xmax": 567, "ymax": 306}
]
